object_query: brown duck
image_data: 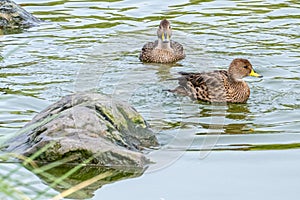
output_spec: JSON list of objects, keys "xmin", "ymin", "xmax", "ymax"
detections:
[
  {"xmin": 139, "ymin": 19, "xmax": 185, "ymax": 63},
  {"xmin": 167, "ymin": 58, "xmax": 263, "ymax": 103}
]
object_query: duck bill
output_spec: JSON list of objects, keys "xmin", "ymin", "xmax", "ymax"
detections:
[
  {"xmin": 162, "ymin": 32, "xmax": 170, "ymax": 43},
  {"xmin": 250, "ymin": 69, "xmax": 263, "ymax": 78}
]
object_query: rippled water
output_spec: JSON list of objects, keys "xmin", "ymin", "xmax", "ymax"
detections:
[{"xmin": 1, "ymin": 0, "xmax": 300, "ymax": 199}]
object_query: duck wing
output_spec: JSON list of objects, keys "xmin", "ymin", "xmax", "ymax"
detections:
[
  {"xmin": 170, "ymin": 41, "xmax": 185, "ymax": 59},
  {"xmin": 171, "ymin": 70, "xmax": 229, "ymax": 102},
  {"xmin": 139, "ymin": 41, "xmax": 158, "ymax": 61}
]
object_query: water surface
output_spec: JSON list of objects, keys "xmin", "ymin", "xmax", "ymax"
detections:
[{"xmin": 0, "ymin": 0, "xmax": 300, "ymax": 199}]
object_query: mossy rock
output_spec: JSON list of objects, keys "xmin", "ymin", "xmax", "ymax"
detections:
[
  {"xmin": 0, "ymin": 0, "xmax": 41, "ymax": 29},
  {"xmin": 5, "ymin": 92, "xmax": 158, "ymax": 168}
]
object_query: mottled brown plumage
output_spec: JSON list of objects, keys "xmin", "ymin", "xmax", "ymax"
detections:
[
  {"xmin": 168, "ymin": 58, "xmax": 263, "ymax": 103},
  {"xmin": 139, "ymin": 19, "xmax": 185, "ymax": 63}
]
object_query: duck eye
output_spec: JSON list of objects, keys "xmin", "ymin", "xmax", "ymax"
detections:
[{"xmin": 243, "ymin": 66, "xmax": 248, "ymax": 69}]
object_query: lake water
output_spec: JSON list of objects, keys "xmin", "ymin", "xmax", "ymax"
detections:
[{"xmin": 1, "ymin": 0, "xmax": 300, "ymax": 199}]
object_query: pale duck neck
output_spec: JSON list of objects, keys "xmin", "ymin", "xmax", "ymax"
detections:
[{"xmin": 156, "ymin": 39, "xmax": 172, "ymax": 50}]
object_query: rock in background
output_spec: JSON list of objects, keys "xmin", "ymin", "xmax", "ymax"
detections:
[{"xmin": 0, "ymin": 0, "xmax": 40, "ymax": 29}]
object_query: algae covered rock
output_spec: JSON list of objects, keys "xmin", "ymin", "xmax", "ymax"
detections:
[
  {"xmin": 0, "ymin": 0, "xmax": 40, "ymax": 29},
  {"xmin": 5, "ymin": 92, "xmax": 158, "ymax": 168}
]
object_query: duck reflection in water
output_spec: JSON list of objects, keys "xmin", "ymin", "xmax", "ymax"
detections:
[{"xmin": 197, "ymin": 103, "xmax": 252, "ymax": 135}]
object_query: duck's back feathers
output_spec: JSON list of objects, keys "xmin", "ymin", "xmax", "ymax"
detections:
[
  {"xmin": 139, "ymin": 40, "xmax": 157, "ymax": 62},
  {"xmin": 169, "ymin": 70, "xmax": 250, "ymax": 103},
  {"xmin": 139, "ymin": 40, "xmax": 185, "ymax": 63},
  {"xmin": 171, "ymin": 41, "xmax": 185, "ymax": 58}
]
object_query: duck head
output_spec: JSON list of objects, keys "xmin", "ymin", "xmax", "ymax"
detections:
[
  {"xmin": 228, "ymin": 58, "xmax": 263, "ymax": 81},
  {"xmin": 157, "ymin": 19, "xmax": 172, "ymax": 44}
]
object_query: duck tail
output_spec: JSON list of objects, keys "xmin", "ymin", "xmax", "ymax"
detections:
[
  {"xmin": 162, "ymin": 88, "xmax": 179, "ymax": 92},
  {"xmin": 178, "ymin": 71, "xmax": 191, "ymax": 75},
  {"xmin": 166, "ymin": 72, "xmax": 190, "ymax": 81},
  {"xmin": 165, "ymin": 77, "xmax": 180, "ymax": 81}
]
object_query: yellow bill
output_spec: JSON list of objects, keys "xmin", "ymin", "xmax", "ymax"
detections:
[
  {"xmin": 249, "ymin": 69, "xmax": 263, "ymax": 78},
  {"xmin": 162, "ymin": 32, "xmax": 170, "ymax": 43}
]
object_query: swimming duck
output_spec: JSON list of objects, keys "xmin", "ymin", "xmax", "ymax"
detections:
[
  {"xmin": 139, "ymin": 19, "xmax": 185, "ymax": 63},
  {"xmin": 167, "ymin": 58, "xmax": 262, "ymax": 103}
]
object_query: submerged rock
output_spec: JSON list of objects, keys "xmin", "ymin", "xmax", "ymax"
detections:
[
  {"xmin": 0, "ymin": 0, "xmax": 40, "ymax": 29},
  {"xmin": 5, "ymin": 92, "xmax": 158, "ymax": 168}
]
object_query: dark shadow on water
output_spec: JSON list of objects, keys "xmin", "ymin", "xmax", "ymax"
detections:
[
  {"xmin": 0, "ymin": 28, "xmax": 24, "ymax": 35},
  {"xmin": 197, "ymin": 102, "xmax": 252, "ymax": 134},
  {"xmin": 141, "ymin": 62, "xmax": 184, "ymax": 81},
  {"xmin": 226, "ymin": 103, "xmax": 251, "ymax": 120},
  {"xmin": 24, "ymin": 162, "xmax": 145, "ymax": 199}
]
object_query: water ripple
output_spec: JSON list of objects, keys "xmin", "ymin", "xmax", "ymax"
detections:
[{"xmin": 1, "ymin": 0, "xmax": 300, "ymax": 151}]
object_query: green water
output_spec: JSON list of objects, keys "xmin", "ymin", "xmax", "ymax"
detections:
[{"xmin": 1, "ymin": 0, "xmax": 300, "ymax": 199}]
